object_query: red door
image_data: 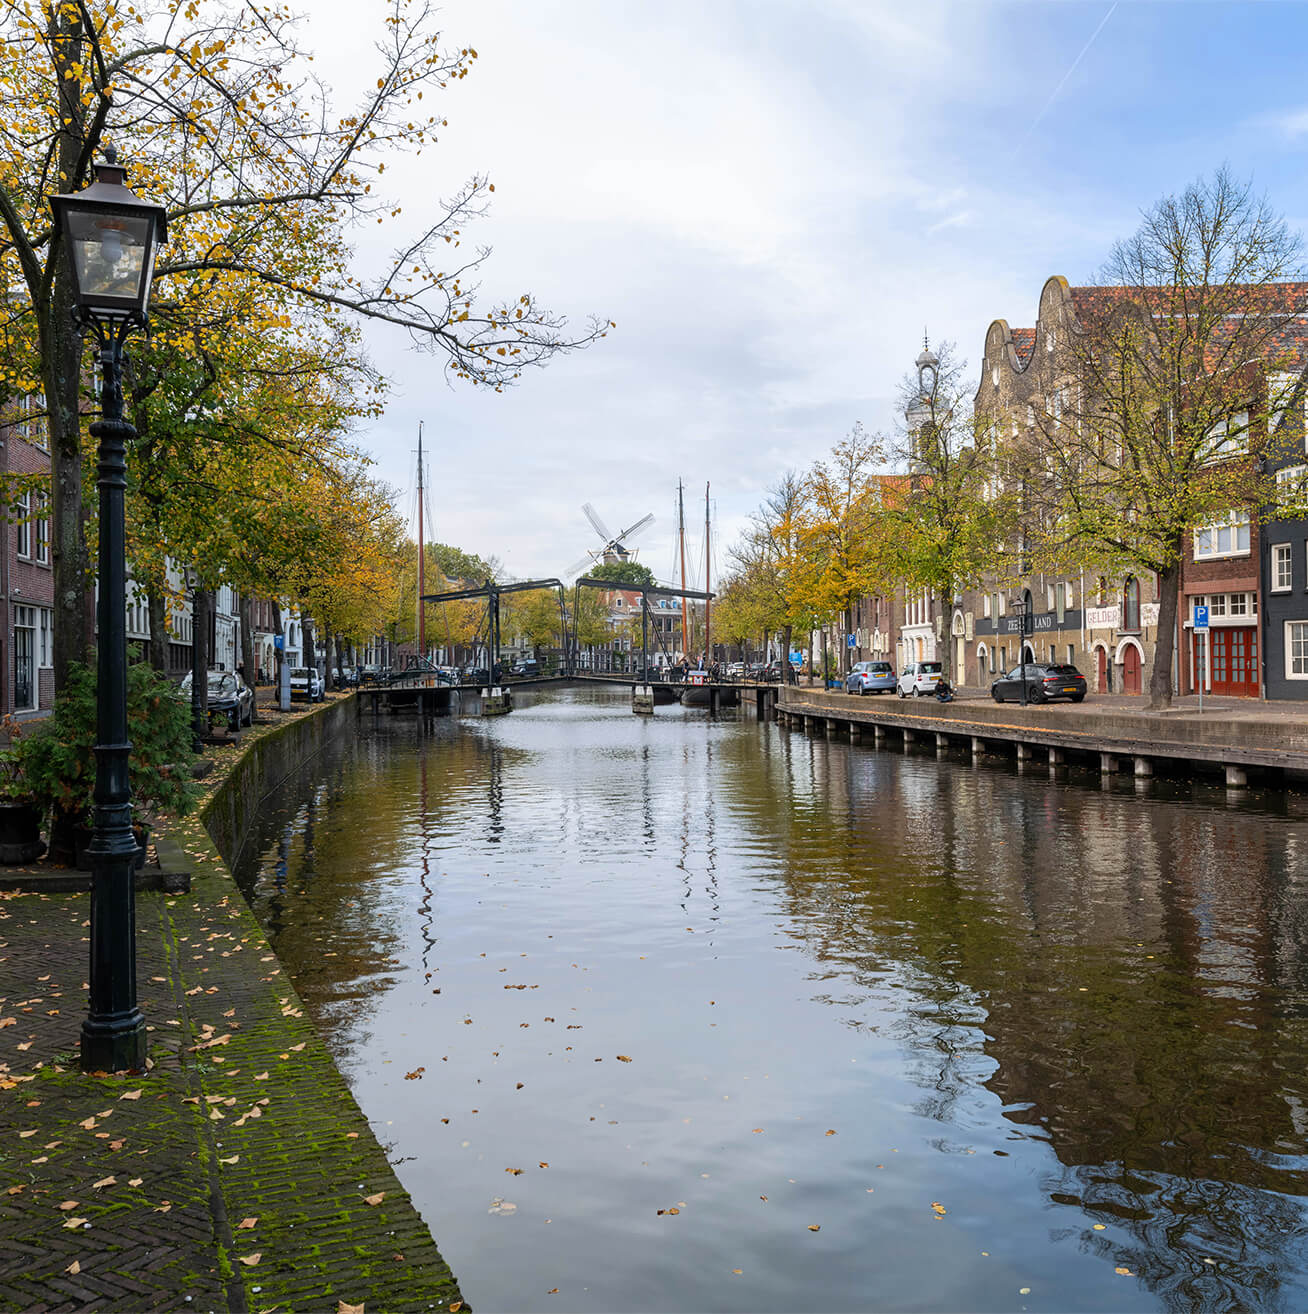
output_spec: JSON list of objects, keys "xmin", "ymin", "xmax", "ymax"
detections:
[
  {"xmin": 1097, "ymin": 646, "xmax": 1107, "ymax": 693},
  {"xmin": 1209, "ymin": 627, "xmax": 1259, "ymax": 696},
  {"xmin": 1123, "ymin": 645, "xmax": 1142, "ymax": 695}
]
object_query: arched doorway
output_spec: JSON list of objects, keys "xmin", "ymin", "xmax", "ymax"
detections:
[
  {"xmin": 1122, "ymin": 643, "xmax": 1142, "ymax": 695},
  {"xmin": 976, "ymin": 642, "xmax": 990, "ymax": 679}
]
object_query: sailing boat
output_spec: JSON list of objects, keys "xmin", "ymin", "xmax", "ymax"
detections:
[{"xmin": 681, "ymin": 481, "xmax": 737, "ymax": 707}]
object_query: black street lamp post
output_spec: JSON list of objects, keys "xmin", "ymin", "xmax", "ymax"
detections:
[{"xmin": 51, "ymin": 147, "xmax": 168, "ymax": 1073}]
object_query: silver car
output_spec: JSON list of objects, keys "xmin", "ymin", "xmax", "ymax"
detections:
[{"xmin": 845, "ymin": 660, "xmax": 897, "ymax": 695}]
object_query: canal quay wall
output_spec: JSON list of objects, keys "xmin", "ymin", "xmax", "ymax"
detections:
[
  {"xmin": 776, "ymin": 687, "xmax": 1308, "ymax": 788},
  {"xmin": 0, "ymin": 695, "xmax": 468, "ymax": 1313}
]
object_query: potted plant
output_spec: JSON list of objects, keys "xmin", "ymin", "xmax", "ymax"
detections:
[
  {"xmin": 19, "ymin": 663, "xmax": 199, "ymax": 869},
  {"xmin": 0, "ymin": 717, "xmax": 45, "ymax": 864}
]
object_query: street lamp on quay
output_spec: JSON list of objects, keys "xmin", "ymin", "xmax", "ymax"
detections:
[{"xmin": 51, "ymin": 147, "xmax": 168, "ymax": 1073}]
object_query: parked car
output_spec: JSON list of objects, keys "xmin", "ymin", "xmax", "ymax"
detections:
[
  {"xmin": 897, "ymin": 661, "xmax": 943, "ymax": 698},
  {"xmin": 991, "ymin": 662, "xmax": 1087, "ymax": 704},
  {"xmin": 846, "ymin": 660, "xmax": 897, "ymax": 695},
  {"xmin": 359, "ymin": 667, "xmax": 380, "ymax": 685},
  {"xmin": 288, "ymin": 666, "xmax": 324, "ymax": 702},
  {"xmin": 180, "ymin": 669, "xmax": 254, "ymax": 729},
  {"xmin": 511, "ymin": 658, "xmax": 541, "ymax": 677}
]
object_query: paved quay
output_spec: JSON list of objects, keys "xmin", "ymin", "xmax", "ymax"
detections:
[
  {"xmin": 778, "ymin": 684, "xmax": 1308, "ymax": 779},
  {"xmin": 0, "ymin": 695, "xmax": 467, "ymax": 1313}
]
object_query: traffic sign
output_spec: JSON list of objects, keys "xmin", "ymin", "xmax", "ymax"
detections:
[
  {"xmin": 1194, "ymin": 605, "xmax": 1209, "ymax": 632},
  {"xmin": 274, "ymin": 634, "xmax": 285, "ymax": 650},
  {"xmin": 847, "ymin": 634, "xmax": 856, "ymax": 648}
]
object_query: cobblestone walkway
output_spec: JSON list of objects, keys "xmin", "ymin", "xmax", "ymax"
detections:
[{"xmin": 0, "ymin": 798, "xmax": 466, "ymax": 1310}]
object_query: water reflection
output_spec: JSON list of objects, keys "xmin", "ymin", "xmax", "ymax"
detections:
[{"xmin": 234, "ymin": 689, "xmax": 1308, "ymax": 1313}]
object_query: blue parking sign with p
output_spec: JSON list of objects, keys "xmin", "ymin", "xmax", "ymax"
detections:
[
  {"xmin": 847, "ymin": 634, "xmax": 856, "ymax": 648},
  {"xmin": 1194, "ymin": 605, "xmax": 1209, "ymax": 631}
]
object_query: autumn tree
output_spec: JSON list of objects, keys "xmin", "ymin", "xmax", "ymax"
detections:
[
  {"xmin": 797, "ymin": 425, "xmax": 887, "ymax": 677},
  {"xmin": 0, "ymin": 0, "xmax": 610, "ymax": 691},
  {"xmin": 878, "ymin": 341, "xmax": 1013, "ymax": 686},
  {"xmin": 1025, "ymin": 168, "xmax": 1306, "ymax": 708},
  {"xmin": 728, "ymin": 472, "xmax": 813, "ymax": 666}
]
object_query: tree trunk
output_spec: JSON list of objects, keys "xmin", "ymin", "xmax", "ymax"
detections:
[
  {"xmin": 239, "ymin": 593, "xmax": 256, "ymax": 691},
  {"xmin": 1149, "ymin": 559, "xmax": 1181, "ymax": 711},
  {"xmin": 191, "ymin": 587, "xmax": 211, "ymax": 742},
  {"xmin": 44, "ymin": 4, "xmax": 98, "ymax": 696},
  {"xmin": 270, "ymin": 599, "xmax": 283, "ymax": 688},
  {"xmin": 334, "ymin": 633, "xmax": 346, "ymax": 684},
  {"xmin": 302, "ymin": 615, "xmax": 316, "ymax": 680},
  {"xmin": 146, "ymin": 581, "xmax": 168, "ymax": 674}
]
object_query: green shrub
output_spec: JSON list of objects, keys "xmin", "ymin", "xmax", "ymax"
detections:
[{"xmin": 19, "ymin": 662, "xmax": 199, "ymax": 824}]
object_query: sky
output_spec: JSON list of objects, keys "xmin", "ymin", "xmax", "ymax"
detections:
[{"xmin": 300, "ymin": 0, "xmax": 1308, "ymax": 588}]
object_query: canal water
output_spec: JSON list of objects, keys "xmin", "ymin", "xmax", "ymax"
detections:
[{"xmin": 233, "ymin": 687, "xmax": 1308, "ymax": 1313}]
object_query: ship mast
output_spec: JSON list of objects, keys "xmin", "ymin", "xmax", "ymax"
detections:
[
  {"xmin": 417, "ymin": 423, "xmax": 425, "ymax": 661},
  {"xmin": 678, "ymin": 480, "xmax": 689, "ymax": 659},
  {"xmin": 704, "ymin": 481, "xmax": 711, "ymax": 664}
]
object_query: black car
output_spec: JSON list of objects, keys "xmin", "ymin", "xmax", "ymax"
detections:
[
  {"xmin": 511, "ymin": 658, "xmax": 540, "ymax": 677},
  {"xmin": 991, "ymin": 662, "xmax": 1087, "ymax": 704},
  {"xmin": 180, "ymin": 669, "xmax": 254, "ymax": 729}
]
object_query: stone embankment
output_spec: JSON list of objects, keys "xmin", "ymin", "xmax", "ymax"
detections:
[
  {"xmin": 0, "ymin": 694, "xmax": 468, "ymax": 1312},
  {"xmin": 777, "ymin": 686, "xmax": 1308, "ymax": 787}
]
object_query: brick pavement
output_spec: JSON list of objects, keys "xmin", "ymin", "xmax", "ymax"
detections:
[{"xmin": 0, "ymin": 696, "xmax": 467, "ymax": 1313}]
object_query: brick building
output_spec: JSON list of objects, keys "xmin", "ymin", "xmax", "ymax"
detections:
[{"xmin": 2, "ymin": 397, "xmax": 54, "ymax": 716}]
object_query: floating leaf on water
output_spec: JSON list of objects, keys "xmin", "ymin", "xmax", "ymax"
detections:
[{"xmin": 808, "ymin": 1224, "xmax": 820, "ymax": 1232}]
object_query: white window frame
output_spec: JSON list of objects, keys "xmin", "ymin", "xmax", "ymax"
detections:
[
  {"xmin": 1277, "ymin": 464, "xmax": 1308, "ymax": 511},
  {"xmin": 15, "ymin": 491, "xmax": 30, "ymax": 559},
  {"xmin": 1201, "ymin": 410, "xmax": 1250, "ymax": 463},
  {"xmin": 34, "ymin": 492, "xmax": 48, "ymax": 566},
  {"xmin": 1286, "ymin": 620, "xmax": 1308, "ymax": 680},
  {"xmin": 37, "ymin": 607, "xmax": 52, "ymax": 669},
  {"xmin": 1273, "ymin": 543, "xmax": 1294, "ymax": 593},
  {"xmin": 1194, "ymin": 511, "xmax": 1251, "ymax": 561}
]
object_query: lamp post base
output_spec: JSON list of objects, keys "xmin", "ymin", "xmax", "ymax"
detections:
[{"xmin": 80, "ymin": 1011, "xmax": 147, "ymax": 1072}]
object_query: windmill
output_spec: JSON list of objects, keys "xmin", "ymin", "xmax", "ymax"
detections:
[{"xmin": 565, "ymin": 503, "xmax": 655, "ymax": 578}]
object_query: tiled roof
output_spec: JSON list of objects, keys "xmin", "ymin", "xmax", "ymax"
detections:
[
  {"xmin": 1068, "ymin": 282, "xmax": 1308, "ymax": 367},
  {"xmin": 1010, "ymin": 328, "xmax": 1036, "ymax": 366}
]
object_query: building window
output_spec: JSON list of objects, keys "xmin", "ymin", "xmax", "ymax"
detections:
[
  {"xmin": 15, "ymin": 492, "xmax": 30, "ymax": 559},
  {"xmin": 1287, "ymin": 621, "xmax": 1308, "ymax": 679},
  {"xmin": 1194, "ymin": 511, "xmax": 1251, "ymax": 560},
  {"xmin": 1123, "ymin": 577, "xmax": 1141, "ymax": 631},
  {"xmin": 34, "ymin": 493, "xmax": 48, "ymax": 565},
  {"xmin": 982, "ymin": 595, "xmax": 991, "ymax": 619},
  {"xmin": 1201, "ymin": 410, "xmax": 1250, "ymax": 462},
  {"xmin": 1276, "ymin": 464, "xmax": 1308, "ymax": 511},
  {"xmin": 13, "ymin": 605, "xmax": 35, "ymax": 711},
  {"xmin": 1274, "ymin": 544, "xmax": 1293, "ymax": 592},
  {"xmin": 38, "ymin": 608, "xmax": 51, "ymax": 668}
]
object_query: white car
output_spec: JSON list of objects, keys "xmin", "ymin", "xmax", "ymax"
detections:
[
  {"xmin": 288, "ymin": 666, "xmax": 324, "ymax": 702},
  {"xmin": 897, "ymin": 661, "xmax": 943, "ymax": 698}
]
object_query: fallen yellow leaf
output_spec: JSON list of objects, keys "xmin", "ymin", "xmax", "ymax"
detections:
[
  {"xmin": 337, "ymin": 1302, "xmax": 365, "ymax": 1314},
  {"xmin": 62, "ymin": 1217, "xmax": 87, "ymax": 1229},
  {"xmin": 238, "ymin": 1253, "xmax": 261, "ymax": 1267},
  {"xmin": 364, "ymin": 1192, "xmax": 385, "ymax": 1206},
  {"xmin": 93, "ymin": 1177, "xmax": 116, "ymax": 1190},
  {"xmin": 931, "ymin": 1202, "xmax": 946, "ymax": 1216},
  {"xmin": 238, "ymin": 1217, "xmax": 258, "ymax": 1229},
  {"xmin": 66, "ymin": 1261, "xmax": 80, "ymax": 1275},
  {"xmin": 1116, "ymin": 1267, "xmax": 1132, "ymax": 1276},
  {"xmin": 808, "ymin": 1224, "xmax": 820, "ymax": 1232},
  {"xmin": 119, "ymin": 1089, "xmax": 142, "ymax": 1101}
]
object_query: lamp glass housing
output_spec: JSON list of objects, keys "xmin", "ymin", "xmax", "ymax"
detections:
[
  {"xmin": 50, "ymin": 154, "xmax": 167, "ymax": 321},
  {"xmin": 61, "ymin": 204, "xmax": 158, "ymax": 317}
]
